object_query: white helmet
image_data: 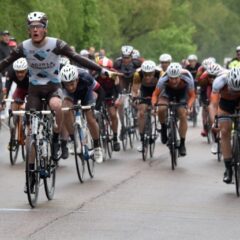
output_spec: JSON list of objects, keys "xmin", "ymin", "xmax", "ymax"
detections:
[
  {"xmin": 80, "ymin": 49, "xmax": 89, "ymax": 56},
  {"xmin": 202, "ymin": 58, "xmax": 215, "ymax": 69},
  {"xmin": 206, "ymin": 63, "xmax": 222, "ymax": 76},
  {"xmin": 236, "ymin": 46, "xmax": 240, "ymax": 51},
  {"xmin": 166, "ymin": 62, "xmax": 182, "ymax": 77},
  {"xmin": 227, "ymin": 67, "xmax": 240, "ymax": 91},
  {"xmin": 132, "ymin": 49, "xmax": 140, "ymax": 59},
  {"xmin": 59, "ymin": 57, "xmax": 70, "ymax": 66},
  {"xmin": 60, "ymin": 64, "xmax": 78, "ymax": 83},
  {"xmin": 13, "ymin": 58, "xmax": 28, "ymax": 71},
  {"xmin": 121, "ymin": 45, "xmax": 133, "ymax": 56},
  {"xmin": 188, "ymin": 54, "xmax": 198, "ymax": 61},
  {"xmin": 27, "ymin": 12, "xmax": 48, "ymax": 27},
  {"xmin": 141, "ymin": 60, "xmax": 156, "ymax": 73},
  {"xmin": 159, "ymin": 53, "xmax": 172, "ymax": 62}
]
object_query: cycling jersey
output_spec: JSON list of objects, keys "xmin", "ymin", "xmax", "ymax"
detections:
[
  {"xmin": 211, "ymin": 72, "xmax": 240, "ymax": 103},
  {"xmin": 152, "ymin": 70, "xmax": 195, "ymax": 107},
  {"xmin": 228, "ymin": 59, "xmax": 240, "ymax": 69},
  {"xmin": 63, "ymin": 68, "xmax": 102, "ymax": 107},
  {"xmin": 186, "ymin": 62, "xmax": 201, "ymax": 80},
  {"xmin": 133, "ymin": 70, "xmax": 160, "ymax": 87},
  {"xmin": 0, "ymin": 37, "xmax": 102, "ymax": 86},
  {"xmin": 113, "ymin": 57, "xmax": 141, "ymax": 91}
]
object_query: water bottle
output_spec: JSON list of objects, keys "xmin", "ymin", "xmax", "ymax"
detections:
[{"xmin": 42, "ymin": 140, "xmax": 47, "ymax": 157}]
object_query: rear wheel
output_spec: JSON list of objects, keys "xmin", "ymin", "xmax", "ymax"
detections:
[{"xmin": 26, "ymin": 138, "xmax": 40, "ymax": 208}]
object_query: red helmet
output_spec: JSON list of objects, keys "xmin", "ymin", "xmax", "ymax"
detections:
[{"xmin": 98, "ymin": 57, "xmax": 113, "ymax": 69}]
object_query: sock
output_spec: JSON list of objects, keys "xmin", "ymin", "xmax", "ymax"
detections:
[
  {"xmin": 69, "ymin": 134, "xmax": 74, "ymax": 141},
  {"xmin": 113, "ymin": 133, "xmax": 118, "ymax": 141},
  {"xmin": 180, "ymin": 138, "xmax": 185, "ymax": 145},
  {"xmin": 53, "ymin": 132, "xmax": 59, "ymax": 142},
  {"xmin": 93, "ymin": 139, "xmax": 100, "ymax": 148}
]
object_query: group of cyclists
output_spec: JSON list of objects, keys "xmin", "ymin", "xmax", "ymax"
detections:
[{"xmin": 1, "ymin": 11, "xmax": 240, "ymax": 197}]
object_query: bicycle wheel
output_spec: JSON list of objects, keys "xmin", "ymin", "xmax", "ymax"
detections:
[
  {"xmin": 9, "ymin": 116, "xmax": 20, "ymax": 165},
  {"xmin": 142, "ymin": 136, "xmax": 149, "ymax": 161},
  {"xmin": 26, "ymin": 138, "xmax": 40, "ymax": 208},
  {"xmin": 44, "ymin": 139, "xmax": 56, "ymax": 200},
  {"xmin": 74, "ymin": 124, "xmax": 85, "ymax": 183},
  {"xmin": 150, "ymin": 120, "xmax": 157, "ymax": 158},
  {"xmin": 232, "ymin": 134, "xmax": 240, "ymax": 196},
  {"xmin": 168, "ymin": 120, "xmax": 177, "ymax": 170},
  {"xmin": 121, "ymin": 110, "xmax": 129, "ymax": 151},
  {"xmin": 106, "ymin": 121, "xmax": 113, "ymax": 159},
  {"xmin": 127, "ymin": 110, "xmax": 134, "ymax": 149},
  {"xmin": 217, "ymin": 139, "xmax": 222, "ymax": 162},
  {"xmin": 85, "ymin": 127, "xmax": 95, "ymax": 178}
]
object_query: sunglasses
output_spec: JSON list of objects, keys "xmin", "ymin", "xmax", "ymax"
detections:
[
  {"xmin": 28, "ymin": 23, "xmax": 45, "ymax": 30},
  {"xmin": 208, "ymin": 74, "xmax": 216, "ymax": 79}
]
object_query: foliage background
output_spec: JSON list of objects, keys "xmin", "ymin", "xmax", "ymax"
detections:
[{"xmin": 0, "ymin": 0, "xmax": 239, "ymax": 63}]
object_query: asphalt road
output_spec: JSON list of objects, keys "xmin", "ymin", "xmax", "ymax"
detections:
[{"xmin": 0, "ymin": 119, "xmax": 239, "ymax": 240}]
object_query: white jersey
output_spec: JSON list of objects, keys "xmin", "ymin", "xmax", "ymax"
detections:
[{"xmin": 22, "ymin": 37, "xmax": 60, "ymax": 85}]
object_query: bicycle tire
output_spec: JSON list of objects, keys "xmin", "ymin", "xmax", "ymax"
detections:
[
  {"xmin": 142, "ymin": 137, "xmax": 149, "ymax": 161},
  {"xmin": 121, "ymin": 111, "xmax": 128, "ymax": 151},
  {"xmin": 26, "ymin": 138, "xmax": 40, "ymax": 208},
  {"xmin": 106, "ymin": 122, "xmax": 113, "ymax": 159},
  {"xmin": 232, "ymin": 134, "xmax": 240, "ymax": 196},
  {"xmin": 85, "ymin": 128, "xmax": 95, "ymax": 178},
  {"xmin": 150, "ymin": 120, "xmax": 157, "ymax": 158},
  {"xmin": 216, "ymin": 134, "xmax": 222, "ymax": 162},
  {"xmin": 44, "ymin": 138, "xmax": 56, "ymax": 200},
  {"xmin": 169, "ymin": 120, "xmax": 177, "ymax": 170},
  {"xmin": 74, "ymin": 124, "xmax": 85, "ymax": 183}
]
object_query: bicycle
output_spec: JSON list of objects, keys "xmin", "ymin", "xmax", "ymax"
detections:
[
  {"xmin": 62, "ymin": 102, "xmax": 95, "ymax": 183},
  {"xmin": 120, "ymin": 92, "xmax": 137, "ymax": 151},
  {"xmin": 95, "ymin": 100, "xmax": 113, "ymax": 161},
  {"xmin": 13, "ymin": 104, "xmax": 57, "ymax": 207},
  {"xmin": 216, "ymin": 113, "xmax": 240, "ymax": 196},
  {"xmin": 5, "ymin": 98, "xmax": 26, "ymax": 165},
  {"xmin": 159, "ymin": 101, "xmax": 185, "ymax": 170},
  {"xmin": 190, "ymin": 87, "xmax": 200, "ymax": 127}
]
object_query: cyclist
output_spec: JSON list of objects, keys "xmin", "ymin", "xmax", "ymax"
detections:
[
  {"xmin": 198, "ymin": 63, "xmax": 225, "ymax": 153},
  {"xmin": 152, "ymin": 62, "xmax": 195, "ymax": 156},
  {"xmin": 0, "ymin": 11, "xmax": 111, "ymax": 161},
  {"xmin": 186, "ymin": 54, "xmax": 201, "ymax": 81},
  {"xmin": 131, "ymin": 60, "xmax": 159, "ymax": 152},
  {"xmin": 60, "ymin": 64, "xmax": 105, "ymax": 163},
  {"xmin": 158, "ymin": 53, "xmax": 172, "ymax": 73},
  {"xmin": 132, "ymin": 49, "xmax": 144, "ymax": 63},
  {"xmin": 196, "ymin": 57, "xmax": 217, "ymax": 137},
  {"xmin": 114, "ymin": 45, "xmax": 142, "ymax": 139},
  {"xmin": 209, "ymin": 67, "xmax": 240, "ymax": 184},
  {"xmin": 228, "ymin": 46, "xmax": 240, "ymax": 69},
  {"xmin": 96, "ymin": 57, "xmax": 121, "ymax": 152},
  {"xmin": 3, "ymin": 58, "xmax": 29, "ymax": 148}
]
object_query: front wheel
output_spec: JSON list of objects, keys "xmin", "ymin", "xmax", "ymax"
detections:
[
  {"xmin": 232, "ymin": 134, "xmax": 240, "ymax": 197},
  {"xmin": 74, "ymin": 124, "xmax": 85, "ymax": 183},
  {"xmin": 44, "ymin": 139, "xmax": 56, "ymax": 200},
  {"xmin": 168, "ymin": 121, "xmax": 178, "ymax": 170},
  {"xmin": 85, "ymin": 128, "xmax": 95, "ymax": 178},
  {"xmin": 26, "ymin": 138, "xmax": 40, "ymax": 208}
]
